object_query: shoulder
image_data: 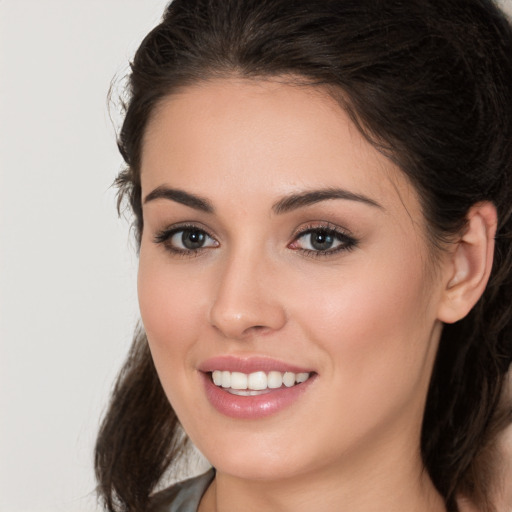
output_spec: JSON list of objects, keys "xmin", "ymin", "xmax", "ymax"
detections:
[{"xmin": 148, "ymin": 469, "xmax": 215, "ymax": 512}]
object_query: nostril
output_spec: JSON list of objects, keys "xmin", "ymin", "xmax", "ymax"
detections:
[{"xmin": 246, "ymin": 325, "xmax": 271, "ymax": 335}]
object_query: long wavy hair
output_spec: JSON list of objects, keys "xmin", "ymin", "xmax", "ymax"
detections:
[{"xmin": 95, "ymin": 1, "xmax": 512, "ymax": 511}]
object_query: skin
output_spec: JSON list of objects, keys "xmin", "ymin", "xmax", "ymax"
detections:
[
  {"xmin": 496, "ymin": 375, "xmax": 512, "ymax": 512},
  {"xmin": 137, "ymin": 78, "xmax": 495, "ymax": 512}
]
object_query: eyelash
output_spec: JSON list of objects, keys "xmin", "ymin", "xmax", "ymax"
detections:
[
  {"xmin": 288, "ymin": 223, "xmax": 358, "ymax": 258},
  {"xmin": 153, "ymin": 222, "xmax": 358, "ymax": 258},
  {"xmin": 153, "ymin": 223, "xmax": 219, "ymax": 258}
]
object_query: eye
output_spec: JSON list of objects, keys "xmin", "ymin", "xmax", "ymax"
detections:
[
  {"xmin": 171, "ymin": 229, "xmax": 214, "ymax": 250},
  {"xmin": 289, "ymin": 225, "xmax": 357, "ymax": 256},
  {"xmin": 154, "ymin": 225, "xmax": 218, "ymax": 254}
]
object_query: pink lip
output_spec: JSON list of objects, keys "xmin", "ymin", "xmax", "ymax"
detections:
[
  {"xmin": 198, "ymin": 356, "xmax": 316, "ymax": 420},
  {"xmin": 198, "ymin": 355, "xmax": 312, "ymax": 374}
]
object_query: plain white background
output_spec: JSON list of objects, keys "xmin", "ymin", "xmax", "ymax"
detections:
[
  {"xmin": 0, "ymin": 1, "xmax": 511, "ymax": 512},
  {"xmin": 0, "ymin": 2, "xmax": 169, "ymax": 511}
]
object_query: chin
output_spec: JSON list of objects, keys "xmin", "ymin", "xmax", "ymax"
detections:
[{"xmin": 191, "ymin": 427, "xmax": 321, "ymax": 482}]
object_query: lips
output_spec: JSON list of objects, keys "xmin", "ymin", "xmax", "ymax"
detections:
[
  {"xmin": 198, "ymin": 355, "xmax": 312, "ymax": 374},
  {"xmin": 199, "ymin": 356, "xmax": 316, "ymax": 419}
]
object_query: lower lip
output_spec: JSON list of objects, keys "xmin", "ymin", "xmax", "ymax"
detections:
[{"xmin": 201, "ymin": 373, "xmax": 316, "ymax": 419}]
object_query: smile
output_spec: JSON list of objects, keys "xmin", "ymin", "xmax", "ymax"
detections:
[
  {"xmin": 211, "ymin": 370, "xmax": 311, "ymax": 395},
  {"xmin": 200, "ymin": 358, "xmax": 316, "ymax": 419}
]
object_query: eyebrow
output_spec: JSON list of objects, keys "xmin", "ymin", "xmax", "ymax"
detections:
[
  {"xmin": 143, "ymin": 185, "xmax": 382, "ymax": 214},
  {"xmin": 143, "ymin": 186, "xmax": 214, "ymax": 213},
  {"xmin": 272, "ymin": 188, "xmax": 383, "ymax": 214}
]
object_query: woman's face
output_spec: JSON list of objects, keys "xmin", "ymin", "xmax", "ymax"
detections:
[{"xmin": 138, "ymin": 78, "xmax": 448, "ymax": 481}]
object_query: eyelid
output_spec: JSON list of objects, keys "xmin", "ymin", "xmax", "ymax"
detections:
[
  {"xmin": 153, "ymin": 222, "xmax": 219, "ymax": 255},
  {"xmin": 290, "ymin": 221, "xmax": 353, "ymax": 240},
  {"xmin": 152, "ymin": 220, "xmax": 357, "ymax": 258},
  {"xmin": 153, "ymin": 221, "xmax": 216, "ymax": 240},
  {"xmin": 288, "ymin": 221, "xmax": 358, "ymax": 256}
]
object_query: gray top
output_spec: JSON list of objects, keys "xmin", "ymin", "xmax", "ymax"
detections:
[{"xmin": 148, "ymin": 470, "xmax": 215, "ymax": 512}]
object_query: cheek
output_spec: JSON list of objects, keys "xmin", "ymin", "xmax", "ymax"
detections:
[
  {"xmin": 137, "ymin": 246, "xmax": 207, "ymax": 364},
  {"xmin": 290, "ymin": 248, "xmax": 437, "ymax": 401},
  {"xmin": 137, "ymin": 247, "xmax": 212, "ymax": 422}
]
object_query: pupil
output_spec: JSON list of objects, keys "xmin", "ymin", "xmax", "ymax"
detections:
[
  {"xmin": 311, "ymin": 231, "xmax": 333, "ymax": 250},
  {"xmin": 182, "ymin": 230, "xmax": 205, "ymax": 249}
]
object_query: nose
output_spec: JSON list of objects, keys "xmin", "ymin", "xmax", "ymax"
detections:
[{"xmin": 208, "ymin": 249, "xmax": 287, "ymax": 340}]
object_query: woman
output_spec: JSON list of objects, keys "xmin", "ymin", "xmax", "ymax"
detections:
[{"xmin": 95, "ymin": 1, "xmax": 512, "ymax": 511}]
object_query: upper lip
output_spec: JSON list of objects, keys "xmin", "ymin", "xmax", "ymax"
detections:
[{"xmin": 198, "ymin": 355, "xmax": 313, "ymax": 374}]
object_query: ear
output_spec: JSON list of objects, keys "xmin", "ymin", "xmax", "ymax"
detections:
[{"xmin": 437, "ymin": 202, "xmax": 497, "ymax": 324}]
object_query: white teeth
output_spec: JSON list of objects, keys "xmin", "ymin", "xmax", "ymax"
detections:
[
  {"xmin": 228, "ymin": 388, "xmax": 272, "ymax": 396},
  {"xmin": 296, "ymin": 372, "xmax": 309, "ymax": 383},
  {"xmin": 212, "ymin": 370, "xmax": 222, "ymax": 386},
  {"xmin": 221, "ymin": 370, "xmax": 231, "ymax": 388},
  {"xmin": 267, "ymin": 371, "xmax": 283, "ymax": 389},
  {"xmin": 211, "ymin": 370, "xmax": 311, "ymax": 391},
  {"xmin": 230, "ymin": 372, "xmax": 248, "ymax": 390},
  {"xmin": 248, "ymin": 371, "xmax": 267, "ymax": 390},
  {"xmin": 283, "ymin": 372, "xmax": 295, "ymax": 387}
]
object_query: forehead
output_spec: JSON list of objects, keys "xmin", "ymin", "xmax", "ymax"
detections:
[{"xmin": 141, "ymin": 78, "xmax": 421, "ymax": 220}]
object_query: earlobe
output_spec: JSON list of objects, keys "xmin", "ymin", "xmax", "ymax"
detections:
[{"xmin": 437, "ymin": 202, "xmax": 497, "ymax": 324}]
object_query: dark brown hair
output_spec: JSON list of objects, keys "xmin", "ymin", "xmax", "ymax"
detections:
[{"xmin": 95, "ymin": 1, "xmax": 512, "ymax": 511}]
